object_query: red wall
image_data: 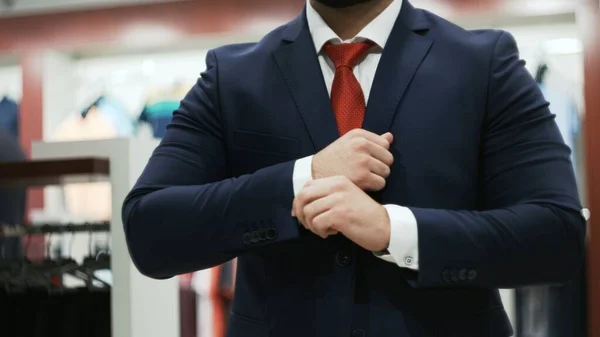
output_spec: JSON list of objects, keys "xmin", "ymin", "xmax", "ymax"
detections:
[{"xmin": 582, "ymin": 4, "xmax": 600, "ymax": 337}]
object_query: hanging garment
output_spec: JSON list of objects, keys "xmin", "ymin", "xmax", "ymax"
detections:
[
  {"xmin": 0, "ymin": 288, "xmax": 111, "ymax": 337},
  {"xmin": 180, "ymin": 273, "xmax": 197, "ymax": 337},
  {"xmin": 192, "ymin": 266, "xmax": 225, "ymax": 337},
  {"xmin": 138, "ymin": 84, "xmax": 189, "ymax": 139},
  {"xmin": 0, "ymin": 96, "xmax": 19, "ymax": 140},
  {"xmin": 191, "ymin": 259, "xmax": 237, "ymax": 337},
  {"xmin": 138, "ymin": 100, "xmax": 179, "ymax": 138},
  {"xmin": 82, "ymin": 96, "xmax": 135, "ymax": 137},
  {"xmin": 0, "ymin": 128, "xmax": 26, "ymax": 260}
]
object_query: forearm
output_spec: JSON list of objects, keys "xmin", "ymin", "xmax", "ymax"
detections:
[
  {"xmin": 122, "ymin": 160, "xmax": 300, "ymax": 279},
  {"xmin": 409, "ymin": 203, "xmax": 586, "ymax": 288}
]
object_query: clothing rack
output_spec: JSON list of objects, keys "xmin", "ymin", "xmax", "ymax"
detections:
[
  {"xmin": 0, "ymin": 222, "xmax": 110, "ymax": 238},
  {"xmin": 24, "ymin": 138, "xmax": 177, "ymax": 337}
]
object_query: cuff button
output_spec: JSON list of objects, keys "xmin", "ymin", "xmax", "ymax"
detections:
[{"xmin": 266, "ymin": 228, "xmax": 278, "ymax": 240}]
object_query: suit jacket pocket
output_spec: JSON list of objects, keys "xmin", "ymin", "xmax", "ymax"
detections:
[
  {"xmin": 227, "ymin": 311, "xmax": 270, "ymax": 337},
  {"xmin": 233, "ymin": 130, "xmax": 301, "ymax": 156}
]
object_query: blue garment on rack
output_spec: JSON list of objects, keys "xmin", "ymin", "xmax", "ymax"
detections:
[
  {"xmin": 0, "ymin": 97, "xmax": 19, "ymax": 140},
  {"xmin": 0, "ymin": 128, "xmax": 26, "ymax": 259},
  {"xmin": 82, "ymin": 96, "xmax": 135, "ymax": 137},
  {"xmin": 138, "ymin": 100, "xmax": 179, "ymax": 138}
]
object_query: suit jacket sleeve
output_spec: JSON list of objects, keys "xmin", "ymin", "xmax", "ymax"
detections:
[
  {"xmin": 122, "ymin": 50, "xmax": 301, "ymax": 279},
  {"xmin": 407, "ymin": 31, "xmax": 586, "ymax": 288}
]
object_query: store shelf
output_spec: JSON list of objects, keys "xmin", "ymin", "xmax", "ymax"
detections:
[{"xmin": 0, "ymin": 157, "xmax": 110, "ymax": 187}]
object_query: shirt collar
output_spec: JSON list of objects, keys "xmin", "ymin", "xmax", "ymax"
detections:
[{"xmin": 306, "ymin": 0, "xmax": 403, "ymax": 52}]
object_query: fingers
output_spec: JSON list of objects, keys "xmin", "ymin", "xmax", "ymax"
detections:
[
  {"xmin": 348, "ymin": 130, "xmax": 394, "ymax": 167},
  {"xmin": 368, "ymin": 157, "xmax": 391, "ymax": 178},
  {"xmin": 293, "ymin": 176, "xmax": 350, "ymax": 228},
  {"xmin": 311, "ymin": 210, "xmax": 336, "ymax": 239},
  {"xmin": 362, "ymin": 173, "xmax": 386, "ymax": 191},
  {"xmin": 347, "ymin": 129, "xmax": 391, "ymax": 149},
  {"xmin": 303, "ymin": 193, "xmax": 338, "ymax": 235},
  {"xmin": 364, "ymin": 141, "xmax": 394, "ymax": 167},
  {"xmin": 381, "ymin": 132, "xmax": 394, "ymax": 144}
]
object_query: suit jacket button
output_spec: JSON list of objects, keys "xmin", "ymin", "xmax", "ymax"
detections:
[
  {"xmin": 266, "ymin": 228, "xmax": 278, "ymax": 240},
  {"xmin": 467, "ymin": 269, "xmax": 477, "ymax": 281},
  {"xmin": 335, "ymin": 251, "xmax": 352, "ymax": 267},
  {"xmin": 442, "ymin": 269, "xmax": 451, "ymax": 282},
  {"xmin": 351, "ymin": 329, "xmax": 366, "ymax": 337},
  {"xmin": 459, "ymin": 268, "xmax": 467, "ymax": 281},
  {"xmin": 251, "ymin": 231, "xmax": 260, "ymax": 243},
  {"xmin": 450, "ymin": 269, "xmax": 459, "ymax": 282},
  {"xmin": 242, "ymin": 233, "xmax": 252, "ymax": 245}
]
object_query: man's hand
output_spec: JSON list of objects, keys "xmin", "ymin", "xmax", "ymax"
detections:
[
  {"xmin": 312, "ymin": 129, "xmax": 394, "ymax": 192},
  {"xmin": 292, "ymin": 176, "xmax": 391, "ymax": 252}
]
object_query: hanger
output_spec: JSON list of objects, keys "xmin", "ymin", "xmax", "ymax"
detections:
[
  {"xmin": 0, "ymin": 223, "xmax": 112, "ymax": 293},
  {"xmin": 66, "ymin": 224, "xmax": 110, "ymax": 289},
  {"xmin": 535, "ymin": 63, "xmax": 548, "ymax": 84}
]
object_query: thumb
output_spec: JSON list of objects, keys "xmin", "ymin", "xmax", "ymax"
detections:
[{"xmin": 381, "ymin": 132, "xmax": 394, "ymax": 144}]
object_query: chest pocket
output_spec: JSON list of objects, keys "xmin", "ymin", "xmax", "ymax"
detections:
[
  {"xmin": 232, "ymin": 130, "xmax": 301, "ymax": 156},
  {"xmin": 230, "ymin": 130, "xmax": 303, "ymax": 175}
]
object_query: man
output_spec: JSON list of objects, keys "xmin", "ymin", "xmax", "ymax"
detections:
[
  {"xmin": 0, "ymin": 128, "xmax": 26, "ymax": 259},
  {"xmin": 122, "ymin": 0, "xmax": 587, "ymax": 336}
]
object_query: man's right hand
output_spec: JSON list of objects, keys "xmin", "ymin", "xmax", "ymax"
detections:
[{"xmin": 312, "ymin": 129, "xmax": 394, "ymax": 192}]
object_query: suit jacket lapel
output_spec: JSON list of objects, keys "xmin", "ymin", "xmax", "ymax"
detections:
[
  {"xmin": 363, "ymin": 1, "xmax": 433, "ymax": 135},
  {"xmin": 273, "ymin": 10, "xmax": 339, "ymax": 152}
]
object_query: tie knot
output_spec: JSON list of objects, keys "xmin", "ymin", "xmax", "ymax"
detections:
[{"xmin": 323, "ymin": 41, "xmax": 374, "ymax": 69}]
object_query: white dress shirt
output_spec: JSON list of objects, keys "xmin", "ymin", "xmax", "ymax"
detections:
[{"xmin": 292, "ymin": 0, "xmax": 419, "ymax": 270}]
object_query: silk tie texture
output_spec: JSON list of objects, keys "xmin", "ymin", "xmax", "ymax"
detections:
[{"xmin": 323, "ymin": 41, "xmax": 374, "ymax": 136}]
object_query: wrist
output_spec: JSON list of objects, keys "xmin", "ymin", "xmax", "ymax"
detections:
[
  {"xmin": 376, "ymin": 205, "xmax": 391, "ymax": 252},
  {"xmin": 311, "ymin": 153, "xmax": 321, "ymax": 179}
]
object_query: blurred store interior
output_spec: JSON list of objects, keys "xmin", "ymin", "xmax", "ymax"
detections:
[{"xmin": 0, "ymin": 0, "xmax": 598, "ymax": 336}]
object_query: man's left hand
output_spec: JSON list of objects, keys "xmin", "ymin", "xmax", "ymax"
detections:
[{"xmin": 292, "ymin": 175, "xmax": 391, "ymax": 252}]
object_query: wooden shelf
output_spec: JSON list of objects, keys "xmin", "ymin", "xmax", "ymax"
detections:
[{"xmin": 0, "ymin": 157, "xmax": 110, "ymax": 187}]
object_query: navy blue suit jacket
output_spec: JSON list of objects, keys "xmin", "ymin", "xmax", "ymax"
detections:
[{"xmin": 122, "ymin": 3, "xmax": 586, "ymax": 337}]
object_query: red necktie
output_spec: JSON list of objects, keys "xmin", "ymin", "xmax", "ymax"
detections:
[{"xmin": 323, "ymin": 41, "xmax": 374, "ymax": 136}]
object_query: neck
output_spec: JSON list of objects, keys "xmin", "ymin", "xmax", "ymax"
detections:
[{"xmin": 310, "ymin": 0, "xmax": 393, "ymax": 40}]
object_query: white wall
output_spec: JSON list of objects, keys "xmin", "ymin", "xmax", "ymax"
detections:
[
  {"xmin": 0, "ymin": 63, "xmax": 22, "ymax": 101},
  {"xmin": 506, "ymin": 23, "xmax": 584, "ymax": 107},
  {"xmin": 72, "ymin": 49, "xmax": 208, "ymax": 120},
  {"xmin": 43, "ymin": 51, "xmax": 75, "ymax": 140},
  {"xmin": 66, "ymin": 22, "xmax": 583, "ymax": 119}
]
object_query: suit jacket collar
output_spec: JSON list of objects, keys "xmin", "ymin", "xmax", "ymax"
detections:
[{"xmin": 274, "ymin": 1, "xmax": 433, "ymax": 151}]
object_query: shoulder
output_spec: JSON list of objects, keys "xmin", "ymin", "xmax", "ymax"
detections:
[
  {"xmin": 208, "ymin": 23, "xmax": 289, "ymax": 66},
  {"xmin": 418, "ymin": 8, "xmax": 512, "ymax": 57}
]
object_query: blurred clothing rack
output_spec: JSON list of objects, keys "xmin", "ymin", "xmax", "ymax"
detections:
[
  {"xmin": 18, "ymin": 138, "xmax": 177, "ymax": 337},
  {"xmin": 0, "ymin": 222, "xmax": 110, "ymax": 238}
]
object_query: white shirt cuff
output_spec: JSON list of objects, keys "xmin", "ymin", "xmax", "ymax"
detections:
[
  {"xmin": 292, "ymin": 155, "xmax": 314, "ymax": 196},
  {"xmin": 375, "ymin": 205, "xmax": 419, "ymax": 270}
]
